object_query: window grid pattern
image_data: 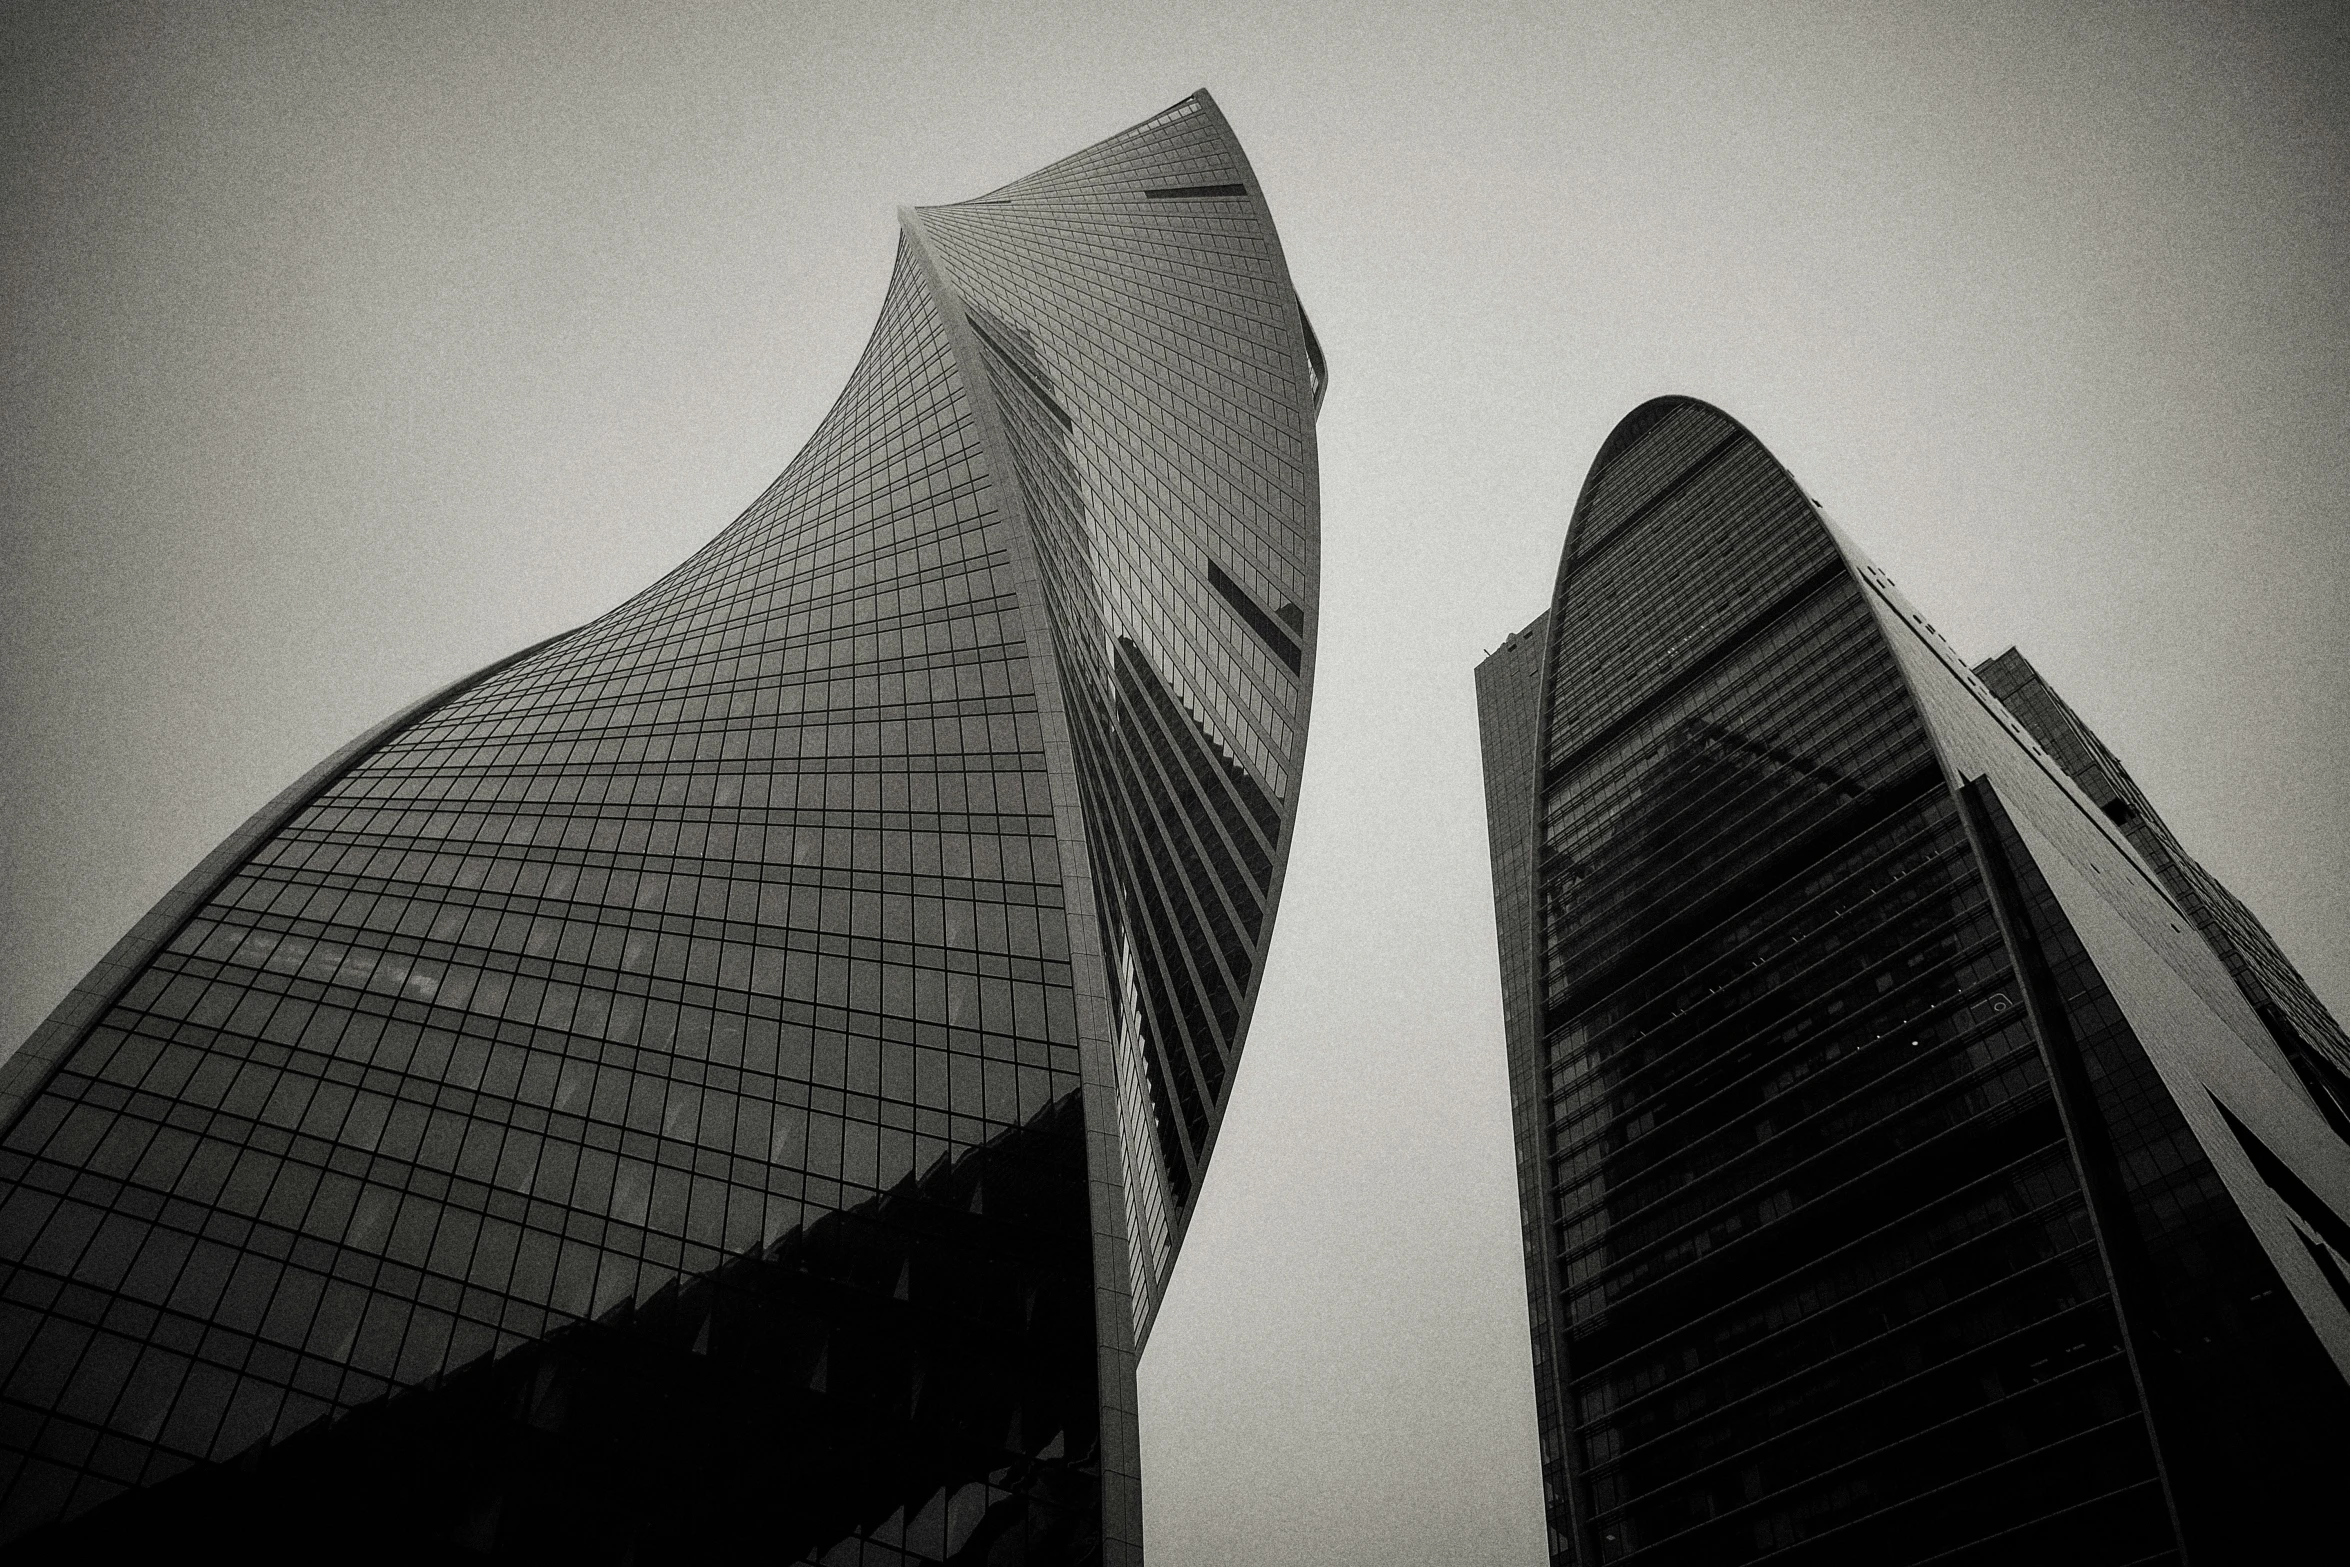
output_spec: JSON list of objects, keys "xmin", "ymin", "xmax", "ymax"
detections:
[
  {"xmin": 1544, "ymin": 426, "xmax": 1839, "ymax": 764},
  {"xmin": 1849, "ymin": 540, "xmax": 2350, "ymax": 1559},
  {"xmin": 0, "ymin": 89, "xmax": 1321, "ymax": 1559}
]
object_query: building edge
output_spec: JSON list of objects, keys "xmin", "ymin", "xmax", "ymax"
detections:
[
  {"xmin": 897, "ymin": 203, "xmax": 1147, "ymax": 1567},
  {"xmin": 0, "ymin": 628, "xmax": 578, "ymax": 1141},
  {"xmin": 910, "ymin": 86, "xmax": 1328, "ymax": 1352}
]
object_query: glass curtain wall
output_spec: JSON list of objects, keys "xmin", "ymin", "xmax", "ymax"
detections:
[{"xmin": 0, "ymin": 90, "xmax": 1321, "ymax": 1567}]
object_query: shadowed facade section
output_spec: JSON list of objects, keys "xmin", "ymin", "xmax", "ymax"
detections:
[
  {"xmin": 4, "ymin": 1099, "xmax": 1098, "ymax": 1565},
  {"xmin": 1478, "ymin": 397, "xmax": 2350, "ymax": 1566},
  {"xmin": 0, "ymin": 90, "xmax": 1320, "ymax": 1565}
]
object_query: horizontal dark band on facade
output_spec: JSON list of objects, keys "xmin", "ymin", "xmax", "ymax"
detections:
[
  {"xmin": 1543, "ymin": 893, "xmax": 2005, "ymax": 1153},
  {"xmin": 220, "ymin": 874, "xmax": 1074, "ymax": 961},
  {"xmin": 1545, "ymin": 558, "xmax": 1851, "ymax": 786},
  {"xmin": 88, "ymin": 955, "xmax": 1077, "ymax": 1120},
  {"xmin": 1595, "ymin": 1372, "xmax": 2143, "ymax": 1562},
  {"xmin": 1578, "ymin": 1285, "xmax": 2115, "ymax": 1504},
  {"xmin": 1204, "ymin": 562, "xmax": 1302, "ymax": 672},
  {"xmin": 379, "ymin": 713, "xmax": 1048, "ymax": 765},
  {"xmin": 271, "ymin": 820, "xmax": 1061, "ymax": 872},
  {"xmin": 1545, "ymin": 917, "xmax": 2009, "ymax": 1183},
  {"xmin": 80, "ymin": 984, "xmax": 1084, "ymax": 1155},
  {"xmin": 5, "ymin": 1091, "xmax": 808, "ymax": 1232},
  {"xmin": 257, "ymin": 833, "xmax": 1069, "ymax": 897},
  {"xmin": 1554, "ymin": 1023, "xmax": 2046, "ymax": 1289},
  {"xmin": 1143, "ymin": 183, "xmax": 1248, "ymax": 199},
  {"xmin": 171, "ymin": 898, "xmax": 1079, "ymax": 998},
  {"xmin": 283, "ymin": 802, "xmax": 1059, "ymax": 838},
  {"xmin": 1539, "ymin": 910, "xmax": 2004, "ymax": 1159},
  {"xmin": 110, "ymin": 939, "xmax": 1065, "ymax": 1061},
  {"xmin": 504, "ymin": 579, "xmax": 1030, "ymax": 687}
]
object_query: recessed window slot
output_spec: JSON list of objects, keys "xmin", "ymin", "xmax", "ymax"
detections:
[{"xmin": 1206, "ymin": 562, "xmax": 1302, "ymax": 673}]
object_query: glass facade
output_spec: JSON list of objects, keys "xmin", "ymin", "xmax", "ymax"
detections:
[
  {"xmin": 0, "ymin": 90, "xmax": 1321, "ymax": 1565},
  {"xmin": 1479, "ymin": 397, "xmax": 2350, "ymax": 1566}
]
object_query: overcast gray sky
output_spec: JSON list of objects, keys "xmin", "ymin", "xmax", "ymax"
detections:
[{"xmin": 6, "ymin": 3, "xmax": 2346, "ymax": 1562}]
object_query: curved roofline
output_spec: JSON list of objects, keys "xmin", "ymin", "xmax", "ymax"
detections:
[
  {"xmin": 1554, "ymin": 396, "xmax": 1812, "ymax": 576},
  {"xmin": 1532, "ymin": 394, "xmax": 1823, "ymax": 779}
]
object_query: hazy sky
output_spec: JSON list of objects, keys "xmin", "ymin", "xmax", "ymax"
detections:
[{"xmin": 5, "ymin": 3, "xmax": 2346, "ymax": 1562}]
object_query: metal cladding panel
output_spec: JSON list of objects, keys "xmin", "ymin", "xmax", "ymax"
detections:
[
  {"xmin": 0, "ymin": 92, "xmax": 1319, "ymax": 1567},
  {"xmin": 1843, "ymin": 545, "xmax": 2350, "ymax": 1369},
  {"xmin": 1975, "ymin": 646, "xmax": 2350, "ymax": 1129},
  {"xmin": 1999, "ymin": 800, "xmax": 2350, "ymax": 1358}
]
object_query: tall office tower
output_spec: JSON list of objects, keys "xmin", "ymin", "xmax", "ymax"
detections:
[
  {"xmin": 0, "ymin": 91, "xmax": 1322, "ymax": 1565},
  {"xmin": 1477, "ymin": 396, "xmax": 2350, "ymax": 1567}
]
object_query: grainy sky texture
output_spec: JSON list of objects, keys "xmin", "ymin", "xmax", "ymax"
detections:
[{"xmin": 5, "ymin": 3, "xmax": 2346, "ymax": 1562}]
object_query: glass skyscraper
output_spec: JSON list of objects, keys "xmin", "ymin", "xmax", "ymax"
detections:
[
  {"xmin": 1478, "ymin": 397, "xmax": 2350, "ymax": 1566},
  {"xmin": 0, "ymin": 91, "xmax": 1323, "ymax": 1564}
]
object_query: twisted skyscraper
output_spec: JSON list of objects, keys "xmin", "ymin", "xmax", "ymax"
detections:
[
  {"xmin": 0, "ymin": 91, "xmax": 1323, "ymax": 1565},
  {"xmin": 1479, "ymin": 398, "xmax": 2350, "ymax": 1566}
]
